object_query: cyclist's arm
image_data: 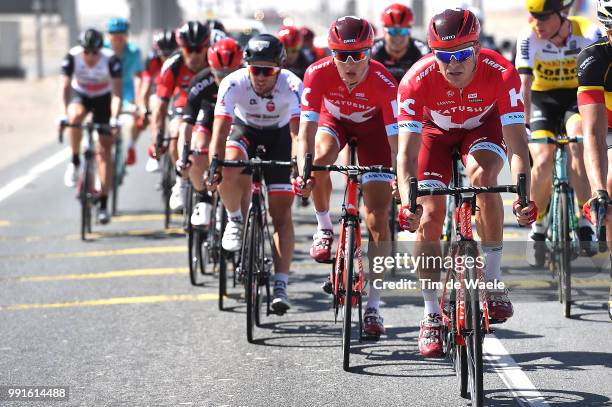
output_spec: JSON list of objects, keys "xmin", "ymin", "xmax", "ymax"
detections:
[
  {"xmin": 133, "ymin": 72, "xmax": 143, "ymax": 108},
  {"xmin": 140, "ymin": 78, "xmax": 152, "ymax": 112},
  {"xmin": 579, "ymin": 102, "xmax": 608, "ymax": 191},
  {"xmin": 290, "ymin": 119, "xmax": 299, "ymax": 159},
  {"xmin": 152, "ymin": 97, "xmax": 169, "ymax": 140},
  {"xmin": 502, "ymin": 123, "xmax": 531, "ymax": 195},
  {"xmin": 208, "ymin": 116, "xmax": 232, "ymax": 162},
  {"xmin": 110, "ymin": 78, "xmax": 122, "ymax": 120},
  {"xmin": 397, "ymin": 130, "xmax": 421, "ymax": 205},
  {"xmin": 296, "ymin": 120, "xmax": 318, "ymax": 175},
  {"xmin": 519, "ymin": 74, "xmax": 533, "ymax": 124},
  {"xmin": 60, "ymin": 75, "xmax": 71, "ymax": 117}
]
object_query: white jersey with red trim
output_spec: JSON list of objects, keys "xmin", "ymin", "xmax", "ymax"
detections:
[
  {"xmin": 300, "ymin": 56, "xmax": 399, "ymax": 137},
  {"xmin": 214, "ymin": 67, "xmax": 303, "ymax": 128},
  {"xmin": 397, "ymin": 49, "xmax": 526, "ymax": 134}
]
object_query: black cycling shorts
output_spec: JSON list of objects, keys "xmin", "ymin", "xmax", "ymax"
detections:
[
  {"xmin": 226, "ymin": 121, "xmax": 293, "ymax": 195},
  {"xmin": 530, "ymin": 89, "xmax": 579, "ymax": 137},
  {"xmin": 70, "ymin": 90, "xmax": 111, "ymax": 130}
]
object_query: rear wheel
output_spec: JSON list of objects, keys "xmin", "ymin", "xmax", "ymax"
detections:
[
  {"xmin": 342, "ymin": 224, "xmax": 355, "ymax": 372},
  {"xmin": 111, "ymin": 136, "xmax": 123, "ymax": 215},
  {"xmin": 218, "ymin": 203, "xmax": 228, "ymax": 310},
  {"xmin": 80, "ymin": 161, "xmax": 93, "ymax": 241},
  {"xmin": 161, "ymin": 153, "xmax": 173, "ymax": 229},
  {"xmin": 558, "ymin": 188, "xmax": 572, "ymax": 318}
]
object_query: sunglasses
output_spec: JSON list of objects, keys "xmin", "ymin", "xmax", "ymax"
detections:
[
  {"xmin": 182, "ymin": 45, "xmax": 205, "ymax": 54},
  {"xmin": 331, "ymin": 48, "xmax": 371, "ymax": 63},
  {"xmin": 384, "ymin": 27, "xmax": 411, "ymax": 37},
  {"xmin": 530, "ymin": 12, "xmax": 554, "ymax": 21},
  {"xmin": 248, "ymin": 65, "xmax": 281, "ymax": 77},
  {"xmin": 433, "ymin": 46, "xmax": 475, "ymax": 64},
  {"xmin": 83, "ymin": 49, "xmax": 100, "ymax": 55}
]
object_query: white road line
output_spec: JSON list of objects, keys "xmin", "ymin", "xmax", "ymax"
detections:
[
  {"xmin": 0, "ymin": 147, "xmax": 70, "ymax": 204},
  {"xmin": 484, "ymin": 335, "xmax": 546, "ymax": 407}
]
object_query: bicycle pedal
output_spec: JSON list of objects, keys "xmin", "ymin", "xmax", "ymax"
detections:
[
  {"xmin": 321, "ymin": 279, "xmax": 333, "ymax": 294},
  {"xmin": 315, "ymin": 258, "xmax": 334, "ymax": 264}
]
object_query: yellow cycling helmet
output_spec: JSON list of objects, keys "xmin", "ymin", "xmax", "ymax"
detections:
[{"xmin": 525, "ymin": 0, "xmax": 574, "ymax": 13}]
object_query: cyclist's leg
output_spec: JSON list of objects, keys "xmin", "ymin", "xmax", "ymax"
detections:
[
  {"xmin": 529, "ymin": 91, "xmax": 561, "ymax": 233},
  {"xmin": 92, "ymin": 93, "xmax": 114, "ymax": 218},
  {"xmin": 169, "ymin": 110, "xmax": 187, "ymax": 210},
  {"xmin": 262, "ymin": 124, "xmax": 295, "ymax": 311},
  {"xmin": 415, "ymin": 144, "xmax": 448, "ymax": 355},
  {"xmin": 65, "ymin": 92, "xmax": 89, "ymax": 187},
  {"xmin": 218, "ymin": 123, "xmax": 252, "ymax": 251},
  {"xmin": 188, "ymin": 124, "xmax": 213, "ymax": 225},
  {"xmin": 309, "ymin": 117, "xmax": 343, "ymax": 261}
]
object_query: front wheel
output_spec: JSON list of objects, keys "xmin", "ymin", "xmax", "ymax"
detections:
[
  {"xmin": 558, "ymin": 188, "xmax": 572, "ymax": 318},
  {"xmin": 342, "ymin": 224, "xmax": 355, "ymax": 372},
  {"xmin": 465, "ymin": 267, "xmax": 484, "ymax": 407}
]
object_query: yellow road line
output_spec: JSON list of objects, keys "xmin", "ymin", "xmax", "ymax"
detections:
[
  {"xmin": 0, "ymin": 220, "xmax": 10, "ymax": 227},
  {"xmin": 46, "ymin": 245, "xmax": 186, "ymax": 259},
  {"xmin": 16, "ymin": 267, "xmax": 186, "ymax": 282},
  {"xmin": 111, "ymin": 214, "xmax": 182, "ymax": 223},
  {"xmin": 0, "ymin": 293, "xmax": 218, "ymax": 311},
  {"xmin": 64, "ymin": 227, "xmax": 183, "ymax": 241}
]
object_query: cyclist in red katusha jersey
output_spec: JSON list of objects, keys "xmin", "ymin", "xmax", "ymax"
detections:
[
  {"xmin": 294, "ymin": 16, "xmax": 398, "ymax": 340},
  {"xmin": 151, "ymin": 21, "xmax": 210, "ymax": 212},
  {"xmin": 395, "ymin": 9, "xmax": 537, "ymax": 358}
]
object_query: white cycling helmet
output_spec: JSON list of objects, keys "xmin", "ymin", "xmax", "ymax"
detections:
[{"xmin": 597, "ymin": 0, "xmax": 612, "ymax": 29}]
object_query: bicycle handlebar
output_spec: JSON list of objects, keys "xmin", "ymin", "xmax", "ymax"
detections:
[
  {"xmin": 209, "ymin": 154, "xmax": 292, "ymax": 183},
  {"xmin": 408, "ymin": 173, "xmax": 528, "ymax": 212},
  {"xmin": 528, "ymin": 136, "xmax": 582, "ymax": 145},
  {"xmin": 58, "ymin": 121, "xmax": 119, "ymax": 143},
  {"xmin": 302, "ymin": 153, "xmax": 394, "ymax": 181}
]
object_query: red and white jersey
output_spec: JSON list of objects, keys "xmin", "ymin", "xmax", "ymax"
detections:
[
  {"xmin": 300, "ymin": 57, "xmax": 399, "ymax": 137},
  {"xmin": 397, "ymin": 49, "xmax": 525, "ymax": 134}
]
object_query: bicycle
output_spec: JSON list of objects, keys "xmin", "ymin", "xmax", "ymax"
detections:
[
  {"xmin": 529, "ymin": 134, "xmax": 582, "ymax": 318},
  {"xmin": 407, "ymin": 173, "xmax": 527, "ymax": 407},
  {"xmin": 180, "ymin": 144, "xmax": 226, "ymax": 288},
  {"xmin": 154, "ymin": 131, "xmax": 178, "ymax": 229},
  {"xmin": 588, "ymin": 192, "xmax": 611, "ymax": 320},
  {"xmin": 59, "ymin": 121, "xmax": 118, "ymax": 241},
  {"xmin": 209, "ymin": 147, "xmax": 291, "ymax": 342},
  {"xmin": 303, "ymin": 139, "xmax": 395, "ymax": 372}
]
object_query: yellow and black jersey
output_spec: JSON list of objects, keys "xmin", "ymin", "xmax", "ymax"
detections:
[
  {"xmin": 516, "ymin": 16, "xmax": 604, "ymax": 91},
  {"xmin": 577, "ymin": 37, "xmax": 612, "ymax": 128}
]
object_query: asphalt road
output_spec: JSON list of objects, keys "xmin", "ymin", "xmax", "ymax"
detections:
[{"xmin": 0, "ymin": 140, "xmax": 610, "ymax": 407}]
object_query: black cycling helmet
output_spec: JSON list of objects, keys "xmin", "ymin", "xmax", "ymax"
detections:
[
  {"xmin": 154, "ymin": 29, "xmax": 178, "ymax": 55},
  {"xmin": 176, "ymin": 21, "xmax": 211, "ymax": 48},
  {"xmin": 79, "ymin": 28, "xmax": 104, "ymax": 50},
  {"xmin": 207, "ymin": 19, "xmax": 226, "ymax": 33},
  {"xmin": 243, "ymin": 34, "xmax": 286, "ymax": 65}
]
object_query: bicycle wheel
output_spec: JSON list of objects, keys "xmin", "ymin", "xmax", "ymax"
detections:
[
  {"xmin": 80, "ymin": 161, "xmax": 93, "ymax": 241},
  {"xmin": 342, "ymin": 223, "xmax": 355, "ymax": 371},
  {"xmin": 465, "ymin": 262, "xmax": 484, "ymax": 407},
  {"xmin": 111, "ymin": 137, "xmax": 123, "ymax": 215},
  {"xmin": 161, "ymin": 154, "xmax": 173, "ymax": 229},
  {"xmin": 218, "ymin": 202, "xmax": 228, "ymax": 310},
  {"xmin": 388, "ymin": 203, "xmax": 397, "ymax": 274},
  {"xmin": 559, "ymin": 187, "xmax": 572, "ymax": 318},
  {"xmin": 244, "ymin": 207, "xmax": 261, "ymax": 343},
  {"xmin": 445, "ymin": 283, "xmax": 468, "ymax": 398}
]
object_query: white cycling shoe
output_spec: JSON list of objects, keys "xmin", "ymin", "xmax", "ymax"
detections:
[{"xmin": 222, "ymin": 219, "xmax": 243, "ymax": 252}]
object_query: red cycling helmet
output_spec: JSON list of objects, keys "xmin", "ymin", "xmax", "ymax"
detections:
[
  {"xmin": 427, "ymin": 9, "xmax": 480, "ymax": 49},
  {"xmin": 277, "ymin": 25, "xmax": 303, "ymax": 49},
  {"xmin": 328, "ymin": 16, "xmax": 373, "ymax": 51},
  {"xmin": 381, "ymin": 3, "xmax": 414, "ymax": 27},
  {"xmin": 300, "ymin": 26, "xmax": 315, "ymax": 44},
  {"xmin": 207, "ymin": 37, "xmax": 243, "ymax": 70}
]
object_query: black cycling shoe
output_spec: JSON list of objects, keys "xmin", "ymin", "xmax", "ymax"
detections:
[
  {"xmin": 527, "ymin": 232, "xmax": 547, "ymax": 267},
  {"xmin": 577, "ymin": 225, "xmax": 597, "ymax": 256}
]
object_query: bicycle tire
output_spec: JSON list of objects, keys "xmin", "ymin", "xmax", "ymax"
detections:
[
  {"xmin": 342, "ymin": 223, "xmax": 355, "ymax": 372},
  {"xmin": 218, "ymin": 204, "xmax": 228, "ymax": 310},
  {"xmin": 389, "ymin": 203, "xmax": 397, "ymax": 275},
  {"xmin": 80, "ymin": 161, "xmax": 93, "ymax": 241},
  {"xmin": 161, "ymin": 154, "xmax": 173, "ymax": 229},
  {"xmin": 111, "ymin": 137, "xmax": 123, "ymax": 215},
  {"xmin": 445, "ymin": 284, "xmax": 468, "ymax": 398},
  {"xmin": 559, "ymin": 187, "xmax": 572, "ymax": 318},
  {"xmin": 244, "ymin": 207, "xmax": 259, "ymax": 343},
  {"xmin": 465, "ymin": 262, "xmax": 484, "ymax": 407}
]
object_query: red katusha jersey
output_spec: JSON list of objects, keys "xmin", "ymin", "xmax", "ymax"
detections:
[
  {"xmin": 300, "ymin": 57, "xmax": 399, "ymax": 137},
  {"xmin": 397, "ymin": 49, "xmax": 526, "ymax": 134},
  {"xmin": 156, "ymin": 53, "xmax": 200, "ymax": 108}
]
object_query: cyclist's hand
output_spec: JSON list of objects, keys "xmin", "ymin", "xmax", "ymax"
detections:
[
  {"xmin": 109, "ymin": 117, "xmax": 121, "ymax": 136},
  {"xmin": 293, "ymin": 176, "xmax": 315, "ymax": 198},
  {"xmin": 205, "ymin": 170, "xmax": 222, "ymax": 192},
  {"xmin": 513, "ymin": 199, "xmax": 537, "ymax": 226},
  {"xmin": 398, "ymin": 204, "xmax": 423, "ymax": 232},
  {"xmin": 583, "ymin": 190, "xmax": 611, "ymax": 224},
  {"xmin": 391, "ymin": 177, "xmax": 400, "ymax": 202},
  {"xmin": 148, "ymin": 143, "xmax": 166, "ymax": 160},
  {"xmin": 57, "ymin": 116, "xmax": 69, "ymax": 128},
  {"xmin": 175, "ymin": 158, "xmax": 191, "ymax": 177}
]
